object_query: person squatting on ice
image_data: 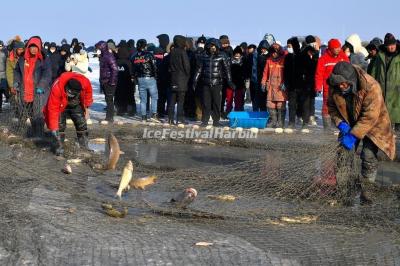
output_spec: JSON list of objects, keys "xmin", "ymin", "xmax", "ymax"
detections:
[
  {"xmin": 43, "ymin": 72, "xmax": 93, "ymax": 156},
  {"xmin": 328, "ymin": 62, "xmax": 396, "ymax": 205}
]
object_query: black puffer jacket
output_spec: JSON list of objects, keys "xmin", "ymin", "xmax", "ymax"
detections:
[
  {"xmin": 132, "ymin": 51, "xmax": 157, "ymax": 78},
  {"xmin": 193, "ymin": 39, "xmax": 232, "ymax": 87}
]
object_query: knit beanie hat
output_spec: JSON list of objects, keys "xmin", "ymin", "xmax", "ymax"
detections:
[
  {"xmin": 65, "ymin": 79, "xmax": 82, "ymax": 96},
  {"xmin": 328, "ymin": 39, "xmax": 342, "ymax": 50}
]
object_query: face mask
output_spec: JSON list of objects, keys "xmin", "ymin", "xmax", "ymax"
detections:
[
  {"xmin": 198, "ymin": 43, "xmax": 205, "ymax": 49},
  {"xmin": 345, "ymin": 52, "xmax": 351, "ymax": 57},
  {"xmin": 287, "ymin": 47, "xmax": 294, "ymax": 54},
  {"xmin": 96, "ymin": 50, "xmax": 101, "ymax": 55},
  {"xmin": 50, "ymin": 48, "xmax": 56, "ymax": 53}
]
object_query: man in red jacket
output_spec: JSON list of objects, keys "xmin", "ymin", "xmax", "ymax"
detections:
[
  {"xmin": 43, "ymin": 72, "xmax": 93, "ymax": 155},
  {"xmin": 315, "ymin": 39, "xmax": 349, "ymax": 129}
]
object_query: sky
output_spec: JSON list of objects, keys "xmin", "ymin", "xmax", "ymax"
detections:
[{"xmin": 2, "ymin": 0, "xmax": 399, "ymax": 47}]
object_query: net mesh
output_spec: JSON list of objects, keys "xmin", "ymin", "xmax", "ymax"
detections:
[{"xmin": 0, "ymin": 102, "xmax": 399, "ymax": 265}]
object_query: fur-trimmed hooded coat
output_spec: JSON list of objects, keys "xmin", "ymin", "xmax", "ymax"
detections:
[{"xmin": 328, "ymin": 66, "xmax": 396, "ymax": 160}]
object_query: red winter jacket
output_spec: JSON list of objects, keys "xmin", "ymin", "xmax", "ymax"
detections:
[
  {"xmin": 315, "ymin": 50, "xmax": 349, "ymax": 93},
  {"xmin": 43, "ymin": 72, "xmax": 93, "ymax": 131}
]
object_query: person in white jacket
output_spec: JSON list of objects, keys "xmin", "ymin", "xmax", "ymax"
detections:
[
  {"xmin": 65, "ymin": 43, "xmax": 89, "ymax": 77},
  {"xmin": 65, "ymin": 43, "xmax": 92, "ymax": 122}
]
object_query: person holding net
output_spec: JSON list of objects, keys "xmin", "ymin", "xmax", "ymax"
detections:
[
  {"xmin": 13, "ymin": 36, "xmax": 52, "ymax": 137},
  {"xmin": 327, "ymin": 61, "xmax": 396, "ymax": 205},
  {"xmin": 43, "ymin": 72, "xmax": 93, "ymax": 156}
]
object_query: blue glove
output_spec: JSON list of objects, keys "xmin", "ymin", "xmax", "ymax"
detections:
[
  {"xmin": 280, "ymin": 84, "xmax": 286, "ymax": 91},
  {"xmin": 35, "ymin": 87, "xmax": 44, "ymax": 94},
  {"xmin": 340, "ymin": 133, "xmax": 357, "ymax": 150},
  {"xmin": 338, "ymin": 121, "xmax": 351, "ymax": 135}
]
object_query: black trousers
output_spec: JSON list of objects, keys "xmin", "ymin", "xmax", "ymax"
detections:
[
  {"xmin": 157, "ymin": 84, "xmax": 168, "ymax": 116},
  {"xmin": 59, "ymin": 104, "xmax": 87, "ymax": 136},
  {"xmin": 103, "ymin": 84, "xmax": 116, "ymax": 121},
  {"xmin": 202, "ymin": 84, "xmax": 222, "ymax": 124},
  {"xmin": 184, "ymin": 86, "xmax": 196, "ymax": 118},
  {"xmin": 250, "ymin": 81, "xmax": 258, "ymax": 111},
  {"xmin": 288, "ymin": 90, "xmax": 299, "ymax": 125},
  {"xmin": 255, "ymin": 85, "xmax": 267, "ymax": 111},
  {"xmin": 168, "ymin": 91, "xmax": 186, "ymax": 122}
]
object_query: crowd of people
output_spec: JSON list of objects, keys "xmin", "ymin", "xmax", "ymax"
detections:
[
  {"xmin": 0, "ymin": 32, "xmax": 399, "ymax": 133},
  {"xmin": 0, "ymin": 32, "xmax": 398, "ymax": 203}
]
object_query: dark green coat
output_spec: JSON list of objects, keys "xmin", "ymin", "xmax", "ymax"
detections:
[{"xmin": 370, "ymin": 49, "xmax": 400, "ymax": 123}]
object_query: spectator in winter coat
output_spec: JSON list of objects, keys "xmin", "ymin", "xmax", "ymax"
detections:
[
  {"xmin": 6, "ymin": 38, "xmax": 25, "ymax": 115},
  {"xmin": 284, "ymin": 37, "xmax": 302, "ymax": 130},
  {"xmin": 65, "ymin": 43, "xmax": 89, "ymax": 77},
  {"xmin": 365, "ymin": 37, "xmax": 383, "ymax": 74},
  {"xmin": 370, "ymin": 33, "xmax": 400, "ymax": 132},
  {"xmin": 243, "ymin": 44, "xmax": 257, "ymax": 105},
  {"xmin": 297, "ymin": 37, "xmax": 320, "ymax": 132},
  {"xmin": 261, "ymin": 43, "xmax": 287, "ymax": 129},
  {"xmin": 154, "ymin": 47, "xmax": 169, "ymax": 118},
  {"xmin": 168, "ymin": 35, "xmax": 191, "ymax": 125},
  {"xmin": 157, "ymin": 34, "xmax": 170, "ymax": 54},
  {"xmin": 96, "ymin": 41, "xmax": 118, "ymax": 122},
  {"xmin": 184, "ymin": 37, "xmax": 197, "ymax": 120},
  {"xmin": 132, "ymin": 39, "xmax": 159, "ymax": 122},
  {"xmin": 127, "ymin": 39, "xmax": 137, "ymax": 56},
  {"xmin": 48, "ymin": 42, "xmax": 65, "ymax": 83},
  {"xmin": 191, "ymin": 36, "xmax": 207, "ymax": 121},
  {"xmin": 115, "ymin": 45, "xmax": 136, "ymax": 116},
  {"xmin": 14, "ymin": 36, "xmax": 52, "ymax": 137},
  {"xmin": 255, "ymin": 40, "xmax": 271, "ymax": 111},
  {"xmin": 226, "ymin": 46, "xmax": 246, "ymax": 113},
  {"xmin": 43, "ymin": 72, "xmax": 93, "ymax": 156},
  {"xmin": 6, "ymin": 39, "xmax": 25, "ymax": 92},
  {"xmin": 219, "ymin": 35, "xmax": 233, "ymax": 118},
  {"xmin": 343, "ymin": 34, "xmax": 369, "ymax": 71},
  {"xmin": 0, "ymin": 41, "xmax": 9, "ymax": 110},
  {"xmin": 193, "ymin": 38, "xmax": 234, "ymax": 127},
  {"xmin": 328, "ymin": 62, "xmax": 395, "ymax": 205},
  {"xmin": 315, "ymin": 38, "xmax": 349, "ymax": 129}
]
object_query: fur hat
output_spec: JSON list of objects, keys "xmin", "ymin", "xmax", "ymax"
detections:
[
  {"xmin": 328, "ymin": 62, "xmax": 357, "ymax": 90},
  {"xmin": 384, "ymin": 33, "xmax": 397, "ymax": 46}
]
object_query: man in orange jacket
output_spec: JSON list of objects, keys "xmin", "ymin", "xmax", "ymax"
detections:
[
  {"xmin": 43, "ymin": 72, "xmax": 93, "ymax": 155},
  {"xmin": 315, "ymin": 39, "xmax": 349, "ymax": 129}
]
